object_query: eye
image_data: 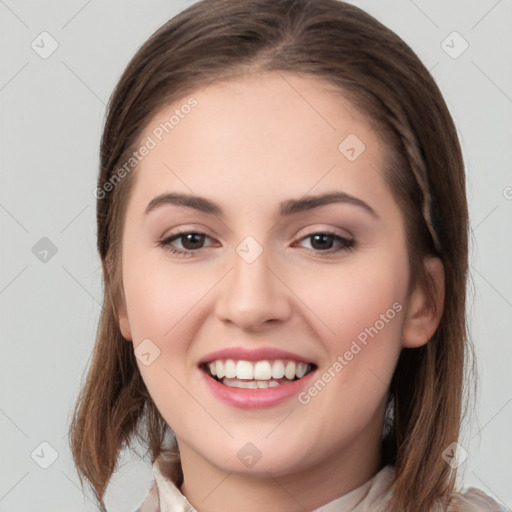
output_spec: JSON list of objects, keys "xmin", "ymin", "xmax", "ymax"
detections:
[
  {"xmin": 295, "ymin": 231, "xmax": 355, "ymax": 255},
  {"xmin": 157, "ymin": 231, "xmax": 217, "ymax": 257}
]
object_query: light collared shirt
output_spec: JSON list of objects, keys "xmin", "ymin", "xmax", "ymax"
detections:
[{"xmin": 134, "ymin": 452, "xmax": 505, "ymax": 512}]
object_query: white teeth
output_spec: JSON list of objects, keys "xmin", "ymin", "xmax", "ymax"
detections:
[
  {"xmin": 253, "ymin": 361, "xmax": 272, "ymax": 380},
  {"xmin": 216, "ymin": 360, "xmax": 225, "ymax": 379},
  {"xmin": 237, "ymin": 380, "xmax": 258, "ymax": 389},
  {"xmin": 236, "ymin": 360, "xmax": 254, "ymax": 380},
  {"xmin": 224, "ymin": 359, "xmax": 237, "ymax": 379},
  {"xmin": 206, "ymin": 359, "xmax": 312, "ymax": 382},
  {"xmin": 284, "ymin": 361, "xmax": 296, "ymax": 380},
  {"xmin": 221, "ymin": 378, "xmax": 291, "ymax": 389},
  {"xmin": 271, "ymin": 360, "xmax": 285, "ymax": 379},
  {"xmin": 296, "ymin": 362, "xmax": 308, "ymax": 378}
]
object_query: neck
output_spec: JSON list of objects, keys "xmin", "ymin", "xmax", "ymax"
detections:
[{"xmin": 178, "ymin": 422, "xmax": 383, "ymax": 512}]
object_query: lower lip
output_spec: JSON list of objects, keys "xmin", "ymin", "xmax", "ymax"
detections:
[{"xmin": 200, "ymin": 368, "xmax": 317, "ymax": 409}]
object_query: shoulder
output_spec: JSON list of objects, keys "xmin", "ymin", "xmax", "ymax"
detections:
[
  {"xmin": 376, "ymin": 466, "xmax": 505, "ymax": 512},
  {"xmin": 445, "ymin": 487, "xmax": 505, "ymax": 512}
]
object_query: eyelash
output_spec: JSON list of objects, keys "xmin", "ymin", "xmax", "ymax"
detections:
[{"xmin": 157, "ymin": 230, "xmax": 355, "ymax": 257}]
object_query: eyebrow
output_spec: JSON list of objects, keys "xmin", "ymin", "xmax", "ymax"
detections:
[{"xmin": 144, "ymin": 191, "xmax": 379, "ymax": 219}]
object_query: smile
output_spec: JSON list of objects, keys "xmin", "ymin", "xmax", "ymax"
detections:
[
  {"xmin": 201, "ymin": 359, "xmax": 316, "ymax": 389},
  {"xmin": 198, "ymin": 347, "xmax": 319, "ymax": 408}
]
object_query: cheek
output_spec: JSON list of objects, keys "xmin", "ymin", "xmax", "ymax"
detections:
[
  {"xmin": 290, "ymin": 255, "xmax": 407, "ymax": 346},
  {"xmin": 121, "ymin": 253, "xmax": 215, "ymax": 393},
  {"xmin": 121, "ymin": 255, "xmax": 210, "ymax": 428},
  {"xmin": 122, "ymin": 252, "xmax": 205, "ymax": 342},
  {"xmin": 288, "ymin": 252, "xmax": 408, "ymax": 410}
]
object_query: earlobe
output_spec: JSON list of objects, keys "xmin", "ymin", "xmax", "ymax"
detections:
[
  {"xmin": 117, "ymin": 298, "xmax": 133, "ymax": 341},
  {"xmin": 402, "ymin": 256, "xmax": 445, "ymax": 349}
]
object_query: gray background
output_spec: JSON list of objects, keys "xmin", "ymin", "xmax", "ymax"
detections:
[{"xmin": 1, "ymin": 0, "xmax": 511, "ymax": 510}]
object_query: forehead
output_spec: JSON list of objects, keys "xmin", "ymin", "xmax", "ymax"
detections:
[
  {"xmin": 142, "ymin": 71, "xmax": 376, "ymax": 154},
  {"xmin": 129, "ymin": 72, "xmax": 391, "ymax": 218}
]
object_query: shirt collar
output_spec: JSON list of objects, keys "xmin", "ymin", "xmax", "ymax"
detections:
[{"xmin": 139, "ymin": 452, "xmax": 394, "ymax": 512}]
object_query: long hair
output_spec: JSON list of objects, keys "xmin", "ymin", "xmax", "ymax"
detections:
[{"xmin": 68, "ymin": 1, "xmax": 473, "ymax": 510}]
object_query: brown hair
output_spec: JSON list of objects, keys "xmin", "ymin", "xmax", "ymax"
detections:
[{"xmin": 69, "ymin": 1, "xmax": 474, "ymax": 510}]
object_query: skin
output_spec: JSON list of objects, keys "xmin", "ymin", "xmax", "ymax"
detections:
[{"xmin": 117, "ymin": 72, "xmax": 444, "ymax": 512}]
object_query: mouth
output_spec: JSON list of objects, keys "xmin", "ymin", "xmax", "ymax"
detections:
[{"xmin": 200, "ymin": 359, "xmax": 317, "ymax": 389}]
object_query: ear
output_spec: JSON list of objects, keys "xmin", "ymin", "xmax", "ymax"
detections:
[
  {"xmin": 102, "ymin": 258, "xmax": 133, "ymax": 342},
  {"xmin": 402, "ymin": 256, "xmax": 445, "ymax": 348}
]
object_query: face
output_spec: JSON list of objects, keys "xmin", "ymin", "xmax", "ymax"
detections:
[{"xmin": 117, "ymin": 72, "xmax": 426, "ymax": 480}]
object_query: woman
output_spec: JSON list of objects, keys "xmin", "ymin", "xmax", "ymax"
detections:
[{"xmin": 69, "ymin": 1, "xmax": 504, "ymax": 510}]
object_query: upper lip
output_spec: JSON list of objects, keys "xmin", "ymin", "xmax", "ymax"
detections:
[{"xmin": 199, "ymin": 346, "xmax": 316, "ymax": 365}]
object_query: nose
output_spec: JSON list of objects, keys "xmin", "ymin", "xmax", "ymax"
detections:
[{"xmin": 214, "ymin": 244, "xmax": 292, "ymax": 331}]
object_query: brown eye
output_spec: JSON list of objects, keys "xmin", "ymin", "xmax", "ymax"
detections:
[
  {"xmin": 157, "ymin": 231, "xmax": 215, "ymax": 256},
  {"xmin": 177, "ymin": 233, "xmax": 206, "ymax": 250},
  {"xmin": 297, "ymin": 232, "xmax": 355, "ymax": 255}
]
